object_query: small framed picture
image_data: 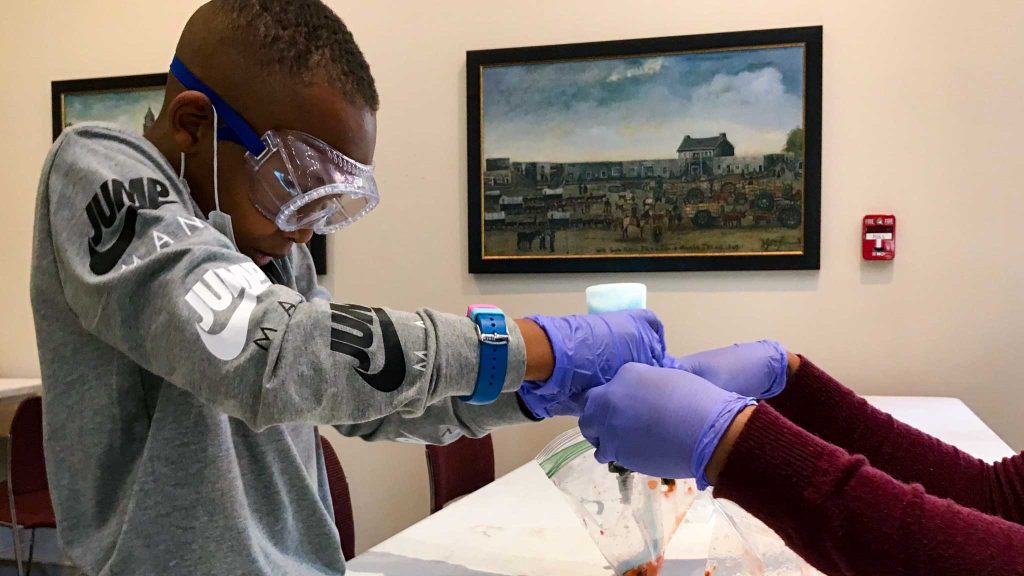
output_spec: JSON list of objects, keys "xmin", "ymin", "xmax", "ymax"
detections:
[
  {"xmin": 52, "ymin": 73, "xmax": 328, "ymax": 274},
  {"xmin": 51, "ymin": 73, "xmax": 168, "ymax": 141},
  {"xmin": 467, "ymin": 26, "xmax": 822, "ymax": 273}
]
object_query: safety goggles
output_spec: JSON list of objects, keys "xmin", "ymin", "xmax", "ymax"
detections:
[{"xmin": 169, "ymin": 56, "xmax": 379, "ymax": 234}]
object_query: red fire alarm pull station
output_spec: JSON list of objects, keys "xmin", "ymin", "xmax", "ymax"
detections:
[{"xmin": 863, "ymin": 214, "xmax": 896, "ymax": 260}]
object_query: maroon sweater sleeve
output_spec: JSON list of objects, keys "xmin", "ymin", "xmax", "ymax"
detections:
[
  {"xmin": 767, "ymin": 357, "xmax": 1024, "ymax": 524},
  {"xmin": 714, "ymin": 405, "xmax": 1024, "ymax": 575}
]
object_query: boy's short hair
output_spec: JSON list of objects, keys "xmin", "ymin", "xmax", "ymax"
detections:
[{"xmin": 220, "ymin": 0, "xmax": 379, "ymax": 110}]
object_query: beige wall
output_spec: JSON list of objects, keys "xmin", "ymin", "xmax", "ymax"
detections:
[{"xmin": 2, "ymin": 0, "xmax": 1023, "ymax": 555}]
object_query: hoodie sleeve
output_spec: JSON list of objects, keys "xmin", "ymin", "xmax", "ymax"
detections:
[
  {"xmin": 42, "ymin": 125, "xmax": 526, "ymax": 431},
  {"xmin": 333, "ymin": 391, "xmax": 538, "ymax": 444}
]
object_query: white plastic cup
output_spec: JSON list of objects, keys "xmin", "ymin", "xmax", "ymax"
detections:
[{"xmin": 585, "ymin": 283, "xmax": 647, "ymax": 314}]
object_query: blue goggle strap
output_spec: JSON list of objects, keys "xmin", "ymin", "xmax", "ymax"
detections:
[{"xmin": 168, "ymin": 56, "xmax": 266, "ymax": 158}]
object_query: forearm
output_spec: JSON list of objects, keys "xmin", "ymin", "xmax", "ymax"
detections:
[
  {"xmin": 714, "ymin": 405, "xmax": 1024, "ymax": 576},
  {"xmin": 336, "ymin": 320, "xmax": 544, "ymax": 443},
  {"xmin": 767, "ymin": 355, "xmax": 1024, "ymax": 523},
  {"xmin": 516, "ymin": 318, "xmax": 554, "ymax": 381}
]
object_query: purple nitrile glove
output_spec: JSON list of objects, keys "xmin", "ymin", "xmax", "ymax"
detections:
[
  {"xmin": 663, "ymin": 340, "xmax": 788, "ymax": 400},
  {"xmin": 517, "ymin": 310, "xmax": 666, "ymax": 419},
  {"xmin": 579, "ymin": 363, "xmax": 755, "ymax": 489}
]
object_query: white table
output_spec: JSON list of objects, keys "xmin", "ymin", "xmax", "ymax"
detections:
[
  {"xmin": 346, "ymin": 396, "xmax": 1016, "ymax": 576},
  {"xmin": 0, "ymin": 378, "xmax": 42, "ymax": 401}
]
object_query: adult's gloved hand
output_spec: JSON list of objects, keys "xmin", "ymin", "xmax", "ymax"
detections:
[
  {"xmin": 517, "ymin": 310, "xmax": 666, "ymax": 419},
  {"xmin": 662, "ymin": 340, "xmax": 788, "ymax": 399},
  {"xmin": 579, "ymin": 363, "xmax": 755, "ymax": 489}
]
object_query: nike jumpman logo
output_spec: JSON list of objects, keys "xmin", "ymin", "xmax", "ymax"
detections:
[
  {"xmin": 196, "ymin": 290, "xmax": 257, "ymax": 361},
  {"xmin": 355, "ymin": 308, "xmax": 407, "ymax": 393}
]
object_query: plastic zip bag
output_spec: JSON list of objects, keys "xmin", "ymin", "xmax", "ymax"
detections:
[
  {"xmin": 537, "ymin": 428, "xmax": 699, "ymax": 575},
  {"xmin": 538, "ymin": 428, "xmax": 822, "ymax": 575},
  {"xmin": 704, "ymin": 497, "xmax": 823, "ymax": 576}
]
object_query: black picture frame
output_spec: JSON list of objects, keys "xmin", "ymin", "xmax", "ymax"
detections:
[
  {"xmin": 467, "ymin": 26, "xmax": 822, "ymax": 274},
  {"xmin": 51, "ymin": 73, "xmax": 329, "ymax": 275}
]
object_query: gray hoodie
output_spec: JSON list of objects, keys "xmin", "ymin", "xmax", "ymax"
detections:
[{"xmin": 30, "ymin": 124, "xmax": 531, "ymax": 575}]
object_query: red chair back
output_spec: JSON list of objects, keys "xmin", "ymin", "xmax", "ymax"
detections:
[
  {"xmin": 9, "ymin": 396, "xmax": 48, "ymax": 496},
  {"xmin": 319, "ymin": 435, "xmax": 355, "ymax": 561},
  {"xmin": 425, "ymin": 435, "xmax": 494, "ymax": 513}
]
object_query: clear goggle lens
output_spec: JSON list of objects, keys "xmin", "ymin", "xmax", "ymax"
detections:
[{"xmin": 246, "ymin": 130, "xmax": 379, "ymax": 234}]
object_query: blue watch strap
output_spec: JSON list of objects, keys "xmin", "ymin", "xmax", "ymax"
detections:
[{"xmin": 462, "ymin": 308, "xmax": 508, "ymax": 405}]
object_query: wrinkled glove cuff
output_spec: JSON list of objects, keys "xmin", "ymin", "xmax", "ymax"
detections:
[
  {"xmin": 517, "ymin": 363, "xmax": 576, "ymax": 419},
  {"xmin": 660, "ymin": 354, "xmax": 686, "ymax": 371},
  {"xmin": 515, "ymin": 388, "xmax": 546, "ymax": 421},
  {"xmin": 760, "ymin": 340, "xmax": 789, "ymax": 399},
  {"xmin": 693, "ymin": 396, "xmax": 758, "ymax": 490}
]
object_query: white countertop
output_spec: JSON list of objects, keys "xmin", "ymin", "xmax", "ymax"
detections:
[
  {"xmin": 0, "ymin": 378, "xmax": 42, "ymax": 400},
  {"xmin": 346, "ymin": 395, "xmax": 1015, "ymax": 576}
]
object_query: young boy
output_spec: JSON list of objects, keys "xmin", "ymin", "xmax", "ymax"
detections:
[{"xmin": 29, "ymin": 1, "xmax": 665, "ymax": 574}]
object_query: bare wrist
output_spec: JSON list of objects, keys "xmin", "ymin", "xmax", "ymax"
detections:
[
  {"xmin": 705, "ymin": 405, "xmax": 756, "ymax": 485},
  {"xmin": 786, "ymin": 350, "xmax": 801, "ymax": 378},
  {"xmin": 515, "ymin": 318, "xmax": 554, "ymax": 381}
]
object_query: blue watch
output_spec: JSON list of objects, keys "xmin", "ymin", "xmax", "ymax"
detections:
[{"xmin": 462, "ymin": 304, "xmax": 509, "ymax": 405}]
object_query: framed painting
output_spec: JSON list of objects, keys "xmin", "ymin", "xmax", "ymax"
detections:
[
  {"xmin": 51, "ymin": 73, "xmax": 168, "ymax": 140},
  {"xmin": 468, "ymin": 26, "xmax": 821, "ymax": 273},
  {"xmin": 52, "ymin": 73, "xmax": 329, "ymax": 274}
]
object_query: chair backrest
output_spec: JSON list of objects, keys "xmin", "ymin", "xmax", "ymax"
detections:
[
  {"xmin": 319, "ymin": 435, "xmax": 355, "ymax": 561},
  {"xmin": 425, "ymin": 434, "xmax": 494, "ymax": 514},
  {"xmin": 9, "ymin": 396, "xmax": 48, "ymax": 496}
]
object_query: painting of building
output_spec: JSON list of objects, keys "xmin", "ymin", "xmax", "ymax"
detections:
[
  {"xmin": 676, "ymin": 133, "xmax": 735, "ymax": 160},
  {"xmin": 60, "ymin": 86, "xmax": 165, "ymax": 136},
  {"xmin": 470, "ymin": 27, "xmax": 821, "ymax": 273}
]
